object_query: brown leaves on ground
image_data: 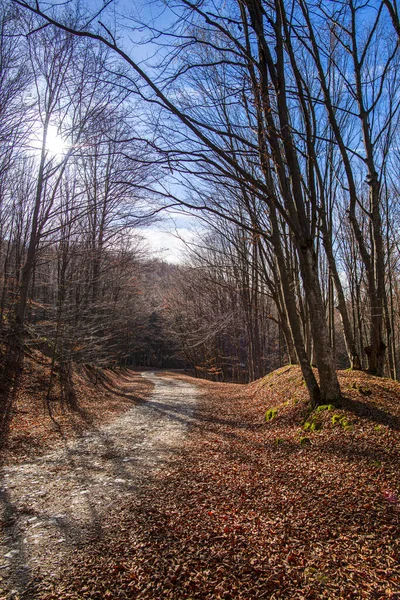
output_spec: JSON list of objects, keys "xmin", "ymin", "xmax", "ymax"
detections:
[
  {"xmin": 34, "ymin": 366, "xmax": 400, "ymax": 600},
  {"xmin": 2, "ymin": 353, "xmax": 154, "ymax": 464}
]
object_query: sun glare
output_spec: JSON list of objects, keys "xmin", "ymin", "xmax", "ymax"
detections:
[{"xmin": 45, "ymin": 125, "xmax": 67, "ymax": 156}]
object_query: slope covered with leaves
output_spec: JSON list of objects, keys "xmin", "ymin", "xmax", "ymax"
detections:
[
  {"xmin": 32, "ymin": 366, "xmax": 399, "ymax": 599},
  {"xmin": 1, "ymin": 352, "xmax": 153, "ymax": 464}
]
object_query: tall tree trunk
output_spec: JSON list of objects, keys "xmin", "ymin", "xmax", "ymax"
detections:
[
  {"xmin": 13, "ymin": 118, "xmax": 50, "ymax": 340},
  {"xmin": 269, "ymin": 212, "xmax": 321, "ymax": 407},
  {"xmin": 296, "ymin": 242, "xmax": 341, "ymax": 403},
  {"xmin": 320, "ymin": 208, "xmax": 361, "ymax": 369}
]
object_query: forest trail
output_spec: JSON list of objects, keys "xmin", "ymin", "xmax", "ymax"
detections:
[{"xmin": 0, "ymin": 372, "xmax": 201, "ymax": 599}]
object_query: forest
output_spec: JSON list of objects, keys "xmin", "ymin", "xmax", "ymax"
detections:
[
  {"xmin": 1, "ymin": 1, "xmax": 400, "ymax": 598},
  {"xmin": 1, "ymin": 0, "xmax": 400, "ymax": 412}
]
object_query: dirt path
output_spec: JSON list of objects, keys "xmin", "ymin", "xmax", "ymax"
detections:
[{"xmin": 0, "ymin": 372, "xmax": 201, "ymax": 599}]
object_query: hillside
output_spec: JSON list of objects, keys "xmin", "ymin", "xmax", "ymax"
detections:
[
  {"xmin": 1, "ymin": 365, "xmax": 399, "ymax": 598},
  {"xmin": 131, "ymin": 367, "xmax": 399, "ymax": 599},
  {"xmin": 0, "ymin": 352, "xmax": 153, "ymax": 465}
]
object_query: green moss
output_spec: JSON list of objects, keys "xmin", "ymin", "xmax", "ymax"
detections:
[
  {"xmin": 304, "ymin": 414, "xmax": 323, "ymax": 432},
  {"xmin": 300, "ymin": 436, "xmax": 311, "ymax": 447},
  {"xmin": 332, "ymin": 414, "xmax": 352, "ymax": 430},
  {"xmin": 265, "ymin": 408, "xmax": 278, "ymax": 422},
  {"xmin": 315, "ymin": 404, "xmax": 335, "ymax": 413}
]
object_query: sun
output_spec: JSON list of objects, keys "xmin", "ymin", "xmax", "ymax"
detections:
[{"xmin": 46, "ymin": 125, "xmax": 67, "ymax": 156}]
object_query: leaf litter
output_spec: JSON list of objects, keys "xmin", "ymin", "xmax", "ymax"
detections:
[{"xmin": 1, "ymin": 366, "xmax": 400, "ymax": 599}]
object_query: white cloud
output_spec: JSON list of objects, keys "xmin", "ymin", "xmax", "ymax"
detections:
[{"xmin": 140, "ymin": 225, "xmax": 196, "ymax": 264}]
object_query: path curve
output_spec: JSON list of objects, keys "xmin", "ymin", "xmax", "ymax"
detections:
[{"xmin": 0, "ymin": 372, "xmax": 201, "ymax": 598}]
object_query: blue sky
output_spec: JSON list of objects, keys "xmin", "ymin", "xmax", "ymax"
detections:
[{"xmin": 79, "ymin": 0, "xmax": 198, "ymax": 262}]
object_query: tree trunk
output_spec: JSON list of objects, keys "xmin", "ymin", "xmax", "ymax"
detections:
[
  {"xmin": 320, "ymin": 209, "xmax": 361, "ymax": 369},
  {"xmin": 297, "ymin": 242, "xmax": 341, "ymax": 403},
  {"xmin": 268, "ymin": 214, "xmax": 321, "ymax": 407}
]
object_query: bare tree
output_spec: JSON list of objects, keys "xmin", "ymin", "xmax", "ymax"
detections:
[{"xmin": 11, "ymin": 0, "xmax": 400, "ymax": 404}]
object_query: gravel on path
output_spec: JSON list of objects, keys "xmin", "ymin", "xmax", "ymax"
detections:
[{"xmin": 0, "ymin": 372, "xmax": 201, "ymax": 599}]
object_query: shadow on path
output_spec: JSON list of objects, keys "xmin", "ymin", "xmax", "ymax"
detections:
[{"xmin": 0, "ymin": 371, "xmax": 201, "ymax": 598}]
